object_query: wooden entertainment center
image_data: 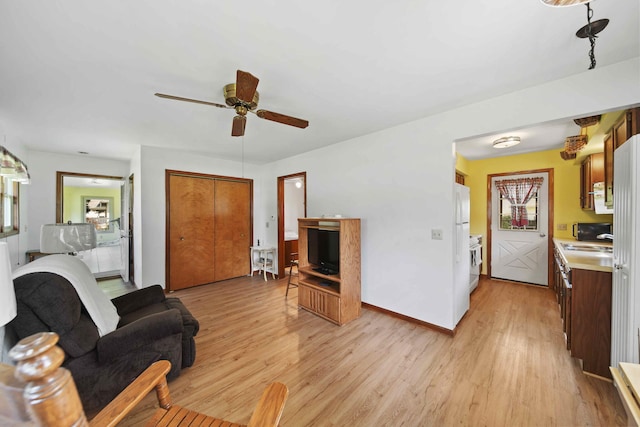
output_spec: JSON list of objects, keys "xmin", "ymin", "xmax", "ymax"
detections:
[{"xmin": 297, "ymin": 217, "xmax": 361, "ymax": 325}]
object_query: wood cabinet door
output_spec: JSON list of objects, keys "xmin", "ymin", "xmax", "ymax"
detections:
[
  {"xmin": 581, "ymin": 153, "xmax": 604, "ymax": 210},
  {"xmin": 299, "ymin": 286, "xmax": 341, "ymax": 323},
  {"xmin": 580, "ymin": 158, "xmax": 590, "ymax": 209},
  {"xmin": 614, "ymin": 113, "xmax": 630, "ymax": 149},
  {"xmin": 213, "ymin": 179, "xmax": 251, "ymax": 281},
  {"xmin": 168, "ymin": 175, "xmax": 216, "ymax": 290},
  {"xmin": 570, "ymin": 269, "xmax": 612, "ymax": 378},
  {"xmin": 604, "ymin": 132, "xmax": 614, "ymax": 207}
]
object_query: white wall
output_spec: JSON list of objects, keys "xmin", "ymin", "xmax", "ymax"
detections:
[
  {"xmin": 138, "ymin": 146, "xmax": 262, "ymax": 288},
  {"xmin": 17, "ymin": 58, "xmax": 637, "ymax": 332},
  {"xmin": 258, "ymin": 57, "xmax": 640, "ymax": 330}
]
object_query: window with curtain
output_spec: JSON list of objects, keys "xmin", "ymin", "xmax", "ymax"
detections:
[
  {"xmin": 495, "ymin": 177, "xmax": 544, "ymax": 231},
  {"xmin": 0, "ymin": 146, "xmax": 30, "ymax": 238},
  {"xmin": 1, "ymin": 178, "xmax": 19, "ymax": 237}
]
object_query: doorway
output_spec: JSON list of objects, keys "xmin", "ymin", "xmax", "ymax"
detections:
[
  {"xmin": 56, "ymin": 171, "xmax": 131, "ymax": 281},
  {"xmin": 487, "ymin": 169, "xmax": 554, "ymax": 286},
  {"xmin": 277, "ymin": 172, "xmax": 307, "ymax": 278}
]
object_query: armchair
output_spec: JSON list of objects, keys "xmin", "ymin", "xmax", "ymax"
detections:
[
  {"xmin": 5, "ymin": 332, "xmax": 288, "ymax": 427},
  {"xmin": 6, "ymin": 255, "xmax": 199, "ymax": 415}
]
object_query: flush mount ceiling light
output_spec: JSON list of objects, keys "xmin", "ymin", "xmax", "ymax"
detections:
[{"xmin": 492, "ymin": 136, "xmax": 521, "ymax": 149}]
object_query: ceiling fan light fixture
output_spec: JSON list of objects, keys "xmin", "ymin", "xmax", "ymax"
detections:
[
  {"xmin": 156, "ymin": 69, "xmax": 309, "ymax": 138},
  {"xmin": 223, "ymin": 83, "xmax": 259, "ymax": 110},
  {"xmin": 493, "ymin": 136, "xmax": 521, "ymax": 149}
]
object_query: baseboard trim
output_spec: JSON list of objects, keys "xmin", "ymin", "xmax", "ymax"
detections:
[{"xmin": 361, "ymin": 302, "xmax": 455, "ymax": 336}]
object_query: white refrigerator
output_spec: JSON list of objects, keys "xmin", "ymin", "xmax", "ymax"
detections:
[
  {"xmin": 454, "ymin": 183, "xmax": 470, "ymax": 325},
  {"xmin": 611, "ymin": 134, "xmax": 640, "ymax": 367}
]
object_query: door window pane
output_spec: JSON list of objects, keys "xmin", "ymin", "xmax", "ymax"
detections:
[{"xmin": 499, "ymin": 193, "xmax": 539, "ymax": 231}]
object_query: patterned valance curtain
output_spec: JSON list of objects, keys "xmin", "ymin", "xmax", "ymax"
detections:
[{"xmin": 495, "ymin": 177, "xmax": 543, "ymax": 228}]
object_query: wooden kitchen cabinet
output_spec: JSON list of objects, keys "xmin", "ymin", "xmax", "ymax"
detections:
[
  {"xmin": 297, "ymin": 218, "xmax": 361, "ymax": 325},
  {"xmin": 580, "ymin": 152, "xmax": 604, "ymax": 210},
  {"xmin": 553, "ymin": 247, "xmax": 572, "ymax": 350},
  {"xmin": 570, "ymin": 268, "xmax": 612, "ymax": 379},
  {"xmin": 604, "ymin": 107, "xmax": 640, "ymax": 208},
  {"xmin": 553, "ymin": 239, "xmax": 613, "ymax": 379}
]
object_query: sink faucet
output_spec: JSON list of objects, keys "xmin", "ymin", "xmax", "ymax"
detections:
[{"xmin": 597, "ymin": 233, "xmax": 614, "ymax": 240}]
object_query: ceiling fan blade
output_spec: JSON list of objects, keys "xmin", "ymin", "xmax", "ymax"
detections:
[
  {"xmin": 231, "ymin": 115, "xmax": 246, "ymax": 137},
  {"xmin": 255, "ymin": 110, "xmax": 309, "ymax": 129},
  {"xmin": 155, "ymin": 93, "xmax": 229, "ymax": 109},
  {"xmin": 235, "ymin": 70, "xmax": 259, "ymax": 104}
]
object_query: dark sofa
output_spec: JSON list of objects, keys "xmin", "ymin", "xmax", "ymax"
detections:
[{"xmin": 8, "ymin": 271, "xmax": 199, "ymax": 415}]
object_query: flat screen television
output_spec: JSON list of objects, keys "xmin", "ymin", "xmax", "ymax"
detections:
[{"xmin": 307, "ymin": 228, "xmax": 340, "ymax": 274}]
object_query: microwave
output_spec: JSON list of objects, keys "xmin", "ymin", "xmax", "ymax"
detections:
[{"xmin": 572, "ymin": 222, "xmax": 612, "ymax": 241}]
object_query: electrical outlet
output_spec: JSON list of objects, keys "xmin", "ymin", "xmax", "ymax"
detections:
[
  {"xmin": 431, "ymin": 229, "xmax": 443, "ymax": 240},
  {"xmin": 557, "ymin": 223, "xmax": 567, "ymax": 231}
]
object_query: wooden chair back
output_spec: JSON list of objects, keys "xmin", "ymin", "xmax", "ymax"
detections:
[{"xmin": 4, "ymin": 332, "xmax": 288, "ymax": 427}]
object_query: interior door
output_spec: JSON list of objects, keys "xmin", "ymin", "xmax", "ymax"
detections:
[
  {"xmin": 491, "ymin": 172, "xmax": 549, "ymax": 285},
  {"xmin": 119, "ymin": 178, "xmax": 129, "ymax": 282},
  {"xmin": 56, "ymin": 172, "xmax": 125, "ymax": 279},
  {"xmin": 168, "ymin": 175, "xmax": 216, "ymax": 290},
  {"xmin": 213, "ymin": 179, "xmax": 251, "ymax": 281},
  {"xmin": 277, "ymin": 172, "xmax": 307, "ymax": 277}
]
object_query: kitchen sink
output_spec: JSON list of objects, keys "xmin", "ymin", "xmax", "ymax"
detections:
[{"xmin": 561, "ymin": 243, "xmax": 613, "ymax": 253}]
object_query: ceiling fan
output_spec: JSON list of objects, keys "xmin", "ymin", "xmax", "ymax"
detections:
[{"xmin": 155, "ymin": 70, "xmax": 309, "ymax": 137}]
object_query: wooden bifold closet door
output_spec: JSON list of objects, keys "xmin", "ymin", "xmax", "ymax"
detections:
[{"xmin": 167, "ymin": 171, "xmax": 252, "ymax": 291}]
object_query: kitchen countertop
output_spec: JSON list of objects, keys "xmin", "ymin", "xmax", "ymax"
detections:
[{"xmin": 553, "ymin": 238, "xmax": 613, "ymax": 273}]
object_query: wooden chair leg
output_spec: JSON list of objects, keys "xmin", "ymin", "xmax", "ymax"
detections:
[{"xmin": 286, "ymin": 259, "xmax": 298, "ymax": 297}]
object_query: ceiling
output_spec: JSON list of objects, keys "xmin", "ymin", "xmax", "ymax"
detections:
[
  {"xmin": 64, "ymin": 176, "xmax": 123, "ymax": 189},
  {"xmin": 1, "ymin": 1, "xmax": 638, "ymax": 165}
]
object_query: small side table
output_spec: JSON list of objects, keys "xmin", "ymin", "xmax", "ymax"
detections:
[
  {"xmin": 249, "ymin": 246, "xmax": 276, "ymax": 281},
  {"xmin": 25, "ymin": 250, "xmax": 49, "ymax": 263}
]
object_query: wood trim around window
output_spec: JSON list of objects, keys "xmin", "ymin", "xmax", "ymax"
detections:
[{"xmin": 0, "ymin": 179, "xmax": 20, "ymax": 238}]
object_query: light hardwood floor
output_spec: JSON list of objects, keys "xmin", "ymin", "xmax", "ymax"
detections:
[{"xmin": 106, "ymin": 275, "xmax": 627, "ymax": 426}]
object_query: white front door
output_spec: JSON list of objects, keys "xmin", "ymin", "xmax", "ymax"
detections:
[{"xmin": 491, "ymin": 172, "xmax": 548, "ymax": 285}]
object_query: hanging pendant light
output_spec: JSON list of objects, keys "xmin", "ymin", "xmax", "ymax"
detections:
[
  {"xmin": 540, "ymin": 0, "xmax": 591, "ymax": 7},
  {"xmin": 575, "ymin": 3, "xmax": 609, "ymax": 69},
  {"xmin": 542, "ymin": 1, "xmax": 609, "ymax": 70},
  {"xmin": 0, "ymin": 149, "xmax": 16, "ymax": 176}
]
